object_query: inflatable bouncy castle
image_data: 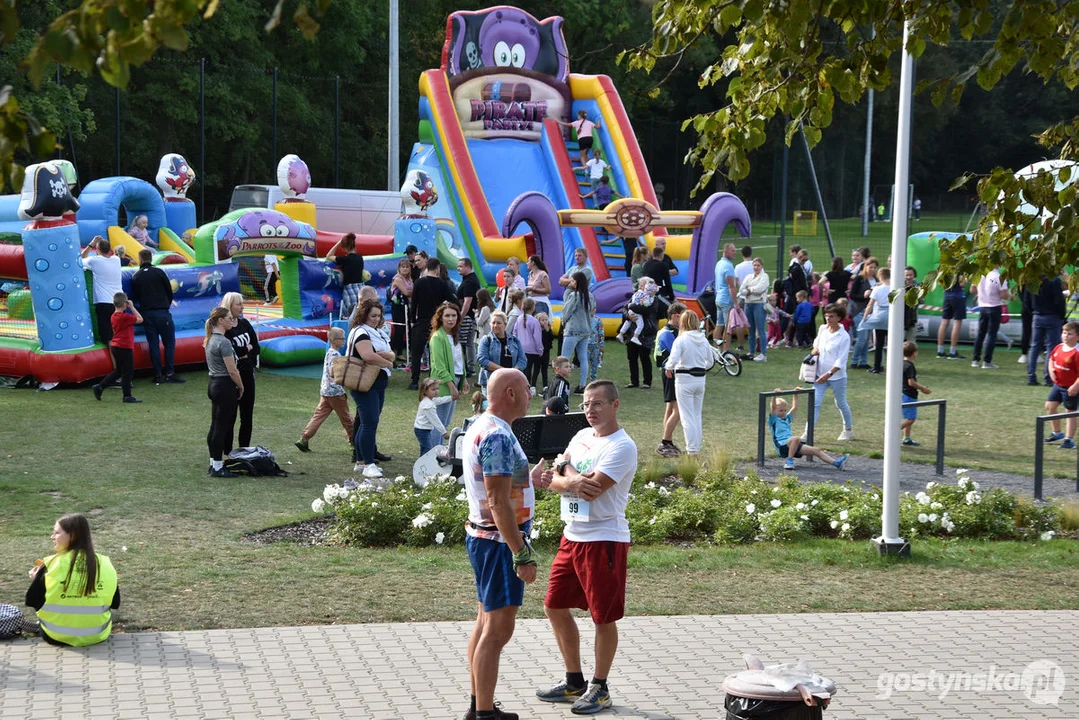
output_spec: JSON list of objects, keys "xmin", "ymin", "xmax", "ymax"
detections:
[
  {"xmin": 402, "ymin": 5, "xmax": 752, "ymax": 329},
  {"xmin": 0, "ymin": 155, "xmax": 350, "ymax": 382}
]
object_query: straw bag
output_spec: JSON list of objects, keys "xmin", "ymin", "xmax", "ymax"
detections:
[{"xmin": 332, "ymin": 331, "xmax": 381, "ymax": 392}]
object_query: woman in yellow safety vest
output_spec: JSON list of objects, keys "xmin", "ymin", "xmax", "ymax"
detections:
[{"xmin": 26, "ymin": 513, "xmax": 120, "ymax": 647}]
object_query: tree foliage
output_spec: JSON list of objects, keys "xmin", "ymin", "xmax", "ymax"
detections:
[{"xmin": 624, "ymin": 0, "xmax": 1079, "ymax": 289}]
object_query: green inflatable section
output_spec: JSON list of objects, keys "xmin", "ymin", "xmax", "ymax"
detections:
[{"xmin": 907, "ymin": 232, "xmax": 1022, "ymax": 316}]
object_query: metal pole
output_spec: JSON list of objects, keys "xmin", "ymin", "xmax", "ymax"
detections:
[
  {"xmin": 800, "ymin": 130, "xmax": 835, "ymax": 258},
  {"xmin": 861, "ymin": 29, "xmax": 875, "ymax": 238},
  {"xmin": 877, "ymin": 20, "xmax": 914, "ymax": 553},
  {"xmin": 1034, "ymin": 417, "xmax": 1044, "ymax": 501},
  {"xmin": 55, "ymin": 66, "xmax": 63, "ymax": 160},
  {"xmin": 387, "ymin": 0, "xmax": 400, "ymax": 190},
  {"xmin": 757, "ymin": 393, "xmax": 767, "ymax": 467},
  {"xmin": 334, "ymin": 75, "xmax": 340, "ymax": 188},
  {"xmin": 778, "ymin": 134, "xmax": 789, "ymax": 279},
  {"xmin": 272, "ymin": 67, "xmax": 278, "ymax": 169},
  {"xmin": 115, "ymin": 86, "xmax": 121, "ymax": 175},
  {"xmin": 199, "ymin": 57, "xmax": 205, "ymax": 225},
  {"xmin": 936, "ymin": 401, "xmax": 945, "ymax": 476}
]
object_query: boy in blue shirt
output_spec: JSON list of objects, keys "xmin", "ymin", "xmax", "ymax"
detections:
[
  {"xmin": 793, "ymin": 290, "xmax": 814, "ymax": 347},
  {"xmin": 769, "ymin": 388, "xmax": 848, "ymax": 470}
]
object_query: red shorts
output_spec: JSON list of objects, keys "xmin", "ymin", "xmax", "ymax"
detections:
[{"xmin": 544, "ymin": 536, "xmax": 628, "ymax": 625}]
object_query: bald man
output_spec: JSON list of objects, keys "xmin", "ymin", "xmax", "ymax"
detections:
[{"xmin": 461, "ymin": 368, "xmax": 549, "ymax": 720}]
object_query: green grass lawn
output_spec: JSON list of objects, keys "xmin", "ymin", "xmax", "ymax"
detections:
[{"xmin": 1, "ymin": 342, "xmax": 1076, "ymax": 631}]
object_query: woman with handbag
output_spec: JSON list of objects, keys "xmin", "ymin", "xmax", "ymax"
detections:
[
  {"xmin": 347, "ymin": 299, "xmax": 395, "ymax": 478},
  {"xmin": 429, "ymin": 301, "xmax": 470, "ymax": 433},
  {"xmin": 740, "ymin": 257, "xmax": 770, "ymax": 361},
  {"xmin": 809, "ymin": 303, "xmax": 855, "ymax": 441},
  {"xmin": 663, "ymin": 312, "xmax": 715, "ymax": 456},
  {"xmin": 476, "ymin": 311, "xmax": 526, "ymax": 391}
]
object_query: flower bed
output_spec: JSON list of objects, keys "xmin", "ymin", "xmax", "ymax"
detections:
[{"xmin": 310, "ymin": 469, "xmax": 1063, "ymax": 547}]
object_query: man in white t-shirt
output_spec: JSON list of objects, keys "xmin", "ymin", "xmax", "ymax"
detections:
[
  {"xmin": 733, "ymin": 244, "xmax": 754, "ymax": 287},
  {"xmin": 972, "ymin": 267, "xmax": 1010, "ymax": 369},
  {"xmin": 264, "ymin": 254, "xmax": 280, "ymax": 304},
  {"xmin": 537, "ymin": 380, "xmax": 638, "ymax": 715},
  {"xmin": 81, "ymin": 236, "xmax": 123, "ymax": 346},
  {"xmin": 585, "ymin": 148, "xmax": 609, "ymax": 182}
]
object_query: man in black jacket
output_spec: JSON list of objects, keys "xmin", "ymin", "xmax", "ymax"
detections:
[
  {"xmin": 643, "ymin": 246, "xmax": 675, "ymax": 304},
  {"xmin": 409, "ymin": 257, "xmax": 453, "ymax": 389},
  {"xmin": 1026, "ymin": 273, "xmax": 1067, "ymax": 386},
  {"xmin": 129, "ymin": 249, "xmax": 185, "ymax": 385}
]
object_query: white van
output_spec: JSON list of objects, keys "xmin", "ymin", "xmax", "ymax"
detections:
[{"xmin": 229, "ymin": 185, "xmax": 402, "ymax": 235}]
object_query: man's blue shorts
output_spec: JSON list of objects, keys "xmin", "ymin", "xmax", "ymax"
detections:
[
  {"xmin": 902, "ymin": 394, "xmax": 918, "ymax": 420},
  {"xmin": 941, "ymin": 295, "xmax": 967, "ymax": 321},
  {"xmin": 1048, "ymin": 384, "xmax": 1079, "ymax": 411},
  {"xmin": 466, "ymin": 521, "xmax": 531, "ymax": 612}
]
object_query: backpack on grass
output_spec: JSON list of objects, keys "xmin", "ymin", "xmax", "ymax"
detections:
[{"xmin": 225, "ymin": 446, "xmax": 288, "ymax": 477}]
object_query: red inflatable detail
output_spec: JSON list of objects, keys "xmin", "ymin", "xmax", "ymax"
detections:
[
  {"xmin": 314, "ymin": 230, "xmax": 394, "ymax": 258},
  {"xmin": 0, "ymin": 243, "xmax": 27, "ymax": 280}
]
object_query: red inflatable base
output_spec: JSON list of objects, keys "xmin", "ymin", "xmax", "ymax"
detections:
[
  {"xmin": 315, "ymin": 230, "xmax": 393, "ymax": 257},
  {"xmin": 0, "ymin": 328, "xmax": 328, "ymax": 384}
]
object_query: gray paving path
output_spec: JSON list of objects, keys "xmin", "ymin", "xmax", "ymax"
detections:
[
  {"xmin": 747, "ymin": 453, "xmax": 1078, "ymax": 500},
  {"xmin": 1, "ymin": 611, "xmax": 1076, "ymax": 719}
]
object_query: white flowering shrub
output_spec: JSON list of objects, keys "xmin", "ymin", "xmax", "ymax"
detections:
[{"xmin": 309, "ymin": 467, "xmax": 1063, "ymax": 547}]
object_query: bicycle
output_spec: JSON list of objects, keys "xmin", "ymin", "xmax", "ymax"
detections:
[{"xmin": 710, "ymin": 344, "xmax": 742, "ymax": 377}]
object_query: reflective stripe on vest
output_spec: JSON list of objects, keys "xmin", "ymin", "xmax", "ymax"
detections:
[{"xmin": 38, "ymin": 551, "xmax": 117, "ymax": 647}]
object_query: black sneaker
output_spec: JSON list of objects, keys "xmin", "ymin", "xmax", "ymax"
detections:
[
  {"xmin": 537, "ymin": 680, "xmax": 586, "ymax": 703},
  {"xmin": 154, "ymin": 376, "xmax": 164, "ymax": 385},
  {"xmin": 373, "ymin": 450, "xmax": 393, "ymax": 462},
  {"xmin": 624, "ymin": 383, "xmax": 639, "ymax": 389},
  {"xmin": 947, "ymin": 352, "xmax": 965, "ymax": 360},
  {"xmin": 165, "ymin": 375, "xmax": 187, "ymax": 384},
  {"xmin": 211, "ymin": 467, "xmax": 238, "ymax": 478},
  {"xmin": 295, "ymin": 439, "xmax": 311, "ymax": 453},
  {"xmin": 407, "ymin": 382, "xmax": 419, "ymax": 391},
  {"xmin": 570, "ymin": 683, "xmax": 613, "ymax": 715},
  {"xmin": 122, "ymin": 396, "xmax": 142, "ymax": 404},
  {"xmin": 92, "ymin": 384, "xmax": 103, "ymax": 401},
  {"xmin": 936, "ymin": 351, "xmax": 945, "ymax": 358},
  {"xmin": 462, "ymin": 702, "xmax": 519, "ymax": 720},
  {"xmin": 572, "ymin": 385, "xmax": 586, "ymax": 395}
]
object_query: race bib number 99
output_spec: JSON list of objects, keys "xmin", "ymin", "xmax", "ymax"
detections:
[{"xmin": 560, "ymin": 493, "xmax": 590, "ymax": 522}]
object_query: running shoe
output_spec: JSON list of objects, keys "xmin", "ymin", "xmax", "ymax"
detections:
[
  {"xmin": 570, "ymin": 683, "xmax": 612, "ymax": 715},
  {"xmin": 463, "ymin": 702, "xmax": 519, "ymax": 720},
  {"xmin": 1060, "ymin": 438, "xmax": 1076, "ymax": 450},
  {"xmin": 362, "ymin": 464, "xmax": 384, "ymax": 479},
  {"xmin": 1045, "ymin": 431, "xmax": 1065, "ymax": 443},
  {"xmin": 947, "ymin": 352, "xmax": 965, "ymax": 360},
  {"xmin": 902, "ymin": 438, "xmax": 920, "ymax": 446},
  {"xmin": 537, "ymin": 680, "xmax": 586, "ymax": 703},
  {"xmin": 295, "ymin": 439, "xmax": 310, "ymax": 452},
  {"xmin": 783, "ymin": 458, "xmax": 795, "ymax": 470},
  {"xmin": 971, "ymin": 360, "xmax": 981, "ymax": 368},
  {"xmin": 833, "ymin": 454, "xmax": 849, "ymax": 470},
  {"xmin": 981, "ymin": 362, "xmax": 1000, "ymax": 369},
  {"xmin": 837, "ymin": 429, "xmax": 855, "ymax": 441},
  {"xmin": 1018, "ymin": 354, "xmax": 1028, "ymax": 364},
  {"xmin": 753, "ymin": 354, "xmax": 768, "ymax": 362}
]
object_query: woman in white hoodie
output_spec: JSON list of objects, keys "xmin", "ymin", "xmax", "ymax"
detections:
[{"xmin": 663, "ymin": 312, "xmax": 715, "ymax": 455}]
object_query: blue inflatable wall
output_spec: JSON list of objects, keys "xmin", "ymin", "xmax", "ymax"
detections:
[
  {"xmin": 25, "ymin": 224, "xmax": 94, "ymax": 350},
  {"xmin": 121, "ymin": 262, "xmax": 242, "ymax": 334},
  {"xmin": 298, "ymin": 259, "xmax": 343, "ymax": 320},
  {"xmin": 77, "ymin": 177, "xmax": 168, "ymax": 246}
]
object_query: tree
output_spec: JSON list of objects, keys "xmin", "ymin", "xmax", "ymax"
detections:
[
  {"xmin": 623, "ymin": 0, "xmax": 1079, "ymax": 290},
  {"xmin": 0, "ymin": 0, "xmax": 334, "ymax": 193}
]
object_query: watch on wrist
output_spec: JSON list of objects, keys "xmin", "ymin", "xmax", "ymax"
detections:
[{"xmin": 556, "ymin": 460, "xmax": 572, "ymax": 475}]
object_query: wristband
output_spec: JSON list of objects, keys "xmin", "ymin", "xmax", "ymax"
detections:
[{"xmin": 512, "ymin": 541, "xmax": 537, "ymax": 568}]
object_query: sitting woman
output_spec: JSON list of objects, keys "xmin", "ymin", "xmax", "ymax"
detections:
[
  {"xmin": 128, "ymin": 214, "xmax": 156, "ymax": 249},
  {"xmin": 26, "ymin": 513, "xmax": 120, "ymax": 647}
]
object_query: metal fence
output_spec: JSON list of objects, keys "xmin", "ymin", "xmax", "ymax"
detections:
[
  {"xmin": 1033, "ymin": 411, "xmax": 1079, "ymax": 500},
  {"xmin": 757, "ymin": 388, "xmax": 817, "ymax": 468}
]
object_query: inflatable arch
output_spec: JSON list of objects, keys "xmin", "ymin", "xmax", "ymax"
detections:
[{"xmin": 76, "ymin": 177, "xmax": 168, "ymax": 247}]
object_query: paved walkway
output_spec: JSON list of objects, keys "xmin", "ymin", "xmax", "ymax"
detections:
[
  {"xmin": 1, "ymin": 611, "xmax": 1075, "ymax": 719},
  {"xmin": 748, "ymin": 453, "xmax": 1078, "ymax": 500}
]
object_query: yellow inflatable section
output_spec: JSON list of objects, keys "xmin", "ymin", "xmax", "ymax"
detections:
[
  {"xmin": 107, "ymin": 226, "xmax": 148, "ymax": 257},
  {"xmin": 159, "ymin": 227, "xmax": 196, "ymax": 262}
]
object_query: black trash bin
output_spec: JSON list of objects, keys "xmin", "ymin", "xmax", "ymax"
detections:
[{"xmin": 722, "ymin": 660, "xmax": 835, "ymax": 720}]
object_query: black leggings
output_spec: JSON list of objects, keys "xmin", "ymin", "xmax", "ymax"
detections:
[
  {"xmin": 873, "ymin": 329, "xmax": 888, "ymax": 372},
  {"xmin": 207, "ymin": 376, "xmax": 239, "ymax": 461},
  {"xmin": 410, "ymin": 320, "xmax": 432, "ymax": 383},
  {"xmin": 237, "ymin": 364, "xmax": 256, "ymax": 448},
  {"xmin": 525, "ymin": 354, "xmax": 543, "ymax": 388}
]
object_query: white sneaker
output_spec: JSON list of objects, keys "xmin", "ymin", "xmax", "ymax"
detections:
[
  {"xmin": 753, "ymin": 354, "xmax": 767, "ymax": 362},
  {"xmin": 982, "ymin": 362, "xmax": 1000, "ymax": 369},
  {"xmin": 353, "ymin": 462, "xmax": 365, "ymax": 473},
  {"xmin": 837, "ymin": 429, "xmax": 855, "ymax": 441},
  {"xmin": 629, "ymin": 336, "xmax": 642, "ymax": 345},
  {"xmin": 362, "ymin": 464, "xmax": 384, "ymax": 479},
  {"xmin": 971, "ymin": 360, "xmax": 981, "ymax": 368},
  {"xmin": 529, "ymin": 386, "xmax": 537, "ymax": 397},
  {"xmin": 1018, "ymin": 354, "xmax": 1028, "ymax": 363}
]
